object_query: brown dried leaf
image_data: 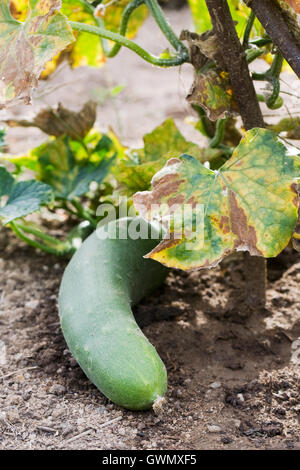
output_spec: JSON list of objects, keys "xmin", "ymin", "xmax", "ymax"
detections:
[
  {"xmin": 283, "ymin": 0, "xmax": 300, "ymax": 13},
  {"xmin": 187, "ymin": 69, "xmax": 239, "ymax": 121},
  {"xmin": 5, "ymin": 101, "xmax": 97, "ymax": 139},
  {"xmin": 0, "ymin": 0, "xmax": 74, "ymax": 108}
]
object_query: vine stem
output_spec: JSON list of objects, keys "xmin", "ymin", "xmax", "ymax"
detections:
[
  {"xmin": 9, "ymin": 221, "xmax": 66, "ymax": 256},
  {"xmin": 245, "ymin": 0, "xmax": 300, "ymax": 78},
  {"xmin": 70, "ymin": 21, "xmax": 189, "ymax": 66},
  {"xmin": 145, "ymin": 0, "xmax": 188, "ymax": 55},
  {"xmin": 243, "ymin": 9, "xmax": 256, "ymax": 49},
  {"xmin": 107, "ymin": 0, "xmax": 144, "ymax": 58},
  {"xmin": 205, "ymin": 0, "xmax": 266, "ymax": 311},
  {"xmin": 69, "ymin": 200, "xmax": 98, "ymax": 228},
  {"xmin": 209, "ymin": 119, "xmax": 227, "ymax": 148}
]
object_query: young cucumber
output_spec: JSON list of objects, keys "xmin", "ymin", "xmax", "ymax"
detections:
[{"xmin": 59, "ymin": 217, "xmax": 169, "ymax": 410}]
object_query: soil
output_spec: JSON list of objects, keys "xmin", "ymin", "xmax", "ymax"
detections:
[{"xmin": 0, "ymin": 7, "xmax": 300, "ymax": 450}]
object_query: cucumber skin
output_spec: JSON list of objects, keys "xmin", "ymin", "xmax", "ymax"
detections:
[{"xmin": 59, "ymin": 218, "xmax": 169, "ymax": 410}]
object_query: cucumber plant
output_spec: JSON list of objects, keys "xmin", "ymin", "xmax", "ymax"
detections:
[{"xmin": 0, "ymin": 0, "xmax": 299, "ymax": 409}]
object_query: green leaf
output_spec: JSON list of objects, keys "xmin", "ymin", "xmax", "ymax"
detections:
[
  {"xmin": 31, "ymin": 133, "xmax": 116, "ymax": 199},
  {"xmin": 0, "ymin": 0, "xmax": 74, "ymax": 107},
  {"xmin": 0, "ymin": 166, "xmax": 14, "ymax": 197},
  {"xmin": 134, "ymin": 128, "xmax": 300, "ymax": 270},
  {"xmin": 0, "ymin": 179, "xmax": 53, "ymax": 224},
  {"xmin": 113, "ymin": 119, "xmax": 221, "ymax": 193}
]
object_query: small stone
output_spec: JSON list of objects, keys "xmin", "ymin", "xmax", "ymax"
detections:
[
  {"xmin": 221, "ymin": 436, "xmax": 233, "ymax": 444},
  {"xmin": 6, "ymin": 410, "xmax": 20, "ymax": 424},
  {"xmin": 210, "ymin": 381, "xmax": 221, "ymax": 389},
  {"xmin": 22, "ymin": 390, "xmax": 32, "ymax": 401},
  {"xmin": 25, "ymin": 300, "xmax": 39, "ymax": 310},
  {"xmin": 237, "ymin": 393, "xmax": 245, "ymax": 403},
  {"xmin": 175, "ymin": 389, "xmax": 183, "ymax": 398},
  {"xmin": 52, "ymin": 408, "xmax": 64, "ymax": 418},
  {"xmin": 233, "ymin": 419, "xmax": 241, "ymax": 428},
  {"xmin": 137, "ymin": 422, "xmax": 146, "ymax": 431},
  {"xmin": 6, "ymin": 394, "xmax": 21, "ymax": 405},
  {"xmin": 49, "ymin": 384, "xmax": 66, "ymax": 396},
  {"xmin": 0, "ymin": 340, "xmax": 7, "ymax": 366},
  {"xmin": 62, "ymin": 424, "xmax": 73, "ymax": 437},
  {"xmin": 207, "ymin": 425, "xmax": 222, "ymax": 433},
  {"xmin": 97, "ymin": 406, "xmax": 107, "ymax": 415},
  {"xmin": 69, "ymin": 357, "xmax": 78, "ymax": 368}
]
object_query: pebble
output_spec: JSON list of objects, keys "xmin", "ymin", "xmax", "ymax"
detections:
[
  {"xmin": 6, "ymin": 409, "xmax": 20, "ymax": 424},
  {"xmin": 207, "ymin": 425, "xmax": 222, "ymax": 433},
  {"xmin": 69, "ymin": 357, "xmax": 78, "ymax": 367},
  {"xmin": 25, "ymin": 300, "xmax": 39, "ymax": 310},
  {"xmin": 175, "ymin": 389, "xmax": 183, "ymax": 398},
  {"xmin": 0, "ymin": 340, "xmax": 7, "ymax": 366},
  {"xmin": 210, "ymin": 381, "xmax": 221, "ymax": 389},
  {"xmin": 237, "ymin": 393, "xmax": 245, "ymax": 403},
  {"xmin": 49, "ymin": 384, "xmax": 66, "ymax": 396},
  {"xmin": 52, "ymin": 408, "xmax": 65, "ymax": 418},
  {"xmin": 6, "ymin": 394, "xmax": 21, "ymax": 405},
  {"xmin": 233, "ymin": 419, "xmax": 241, "ymax": 428},
  {"xmin": 221, "ymin": 436, "xmax": 233, "ymax": 444}
]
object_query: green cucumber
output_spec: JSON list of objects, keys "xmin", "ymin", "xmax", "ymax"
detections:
[{"xmin": 59, "ymin": 217, "xmax": 169, "ymax": 410}]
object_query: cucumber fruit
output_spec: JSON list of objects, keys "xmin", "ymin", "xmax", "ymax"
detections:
[{"xmin": 59, "ymin": 217, "xmax": 169, "ymax": 410}]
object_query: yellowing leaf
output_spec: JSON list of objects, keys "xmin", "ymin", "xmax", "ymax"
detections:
[
  {"xmin": 113, "ymin": 119, "xmax": 221, "ymax": 194},
  {"xmin": 62, "ymin": 0, "xmax": 105, "ymax": 68},
  {"xmin": 9, "ymin": 0, "xmax": 28, "ymax": 21},
  {"xmin": 0, "ymin": 0, "xmax": 74, "ymax": 107},
  {"xmin": 187, "ymin": 0, "xmax": 264, "ymax": 37},
  {"xmin": 187, "ymin": 69, "xmax": 239, "ymax": 121},
  {"xmin": 102, "ymin": 0, "xmax": 148, "ymax": 39},
  {"xmin": 134, "ymin": 129, "xmax": 300, "ymax": 270}
]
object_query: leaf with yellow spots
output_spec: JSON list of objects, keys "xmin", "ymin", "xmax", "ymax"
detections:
[
  {"xmin": 113, "ymin": 118, "xmax": 222, "ymax": 194},
  {"xmin": 187, "ymin": 0, "xmax": 264, "ymax": 37},
  {"xmin": 9, "ymin": 0, "xmax": 28, "ymax": 21},
  {"xmin": 187, "ymin": 69, "xmax": 239, "ymax": 121},
  {"xmin": 134, "ymin": 128, "xmax": 300, "ymax": 270},
  {"xmin": 101, "ymin": 0, "xmax": 148, "ymax": 39},
  {"xmin": 0, "ymin": 0, "xmax": 74, "ymax": 108},
  {"xmin": 61, "ymin": 0, "xmax": 106, "ymax": 68}
]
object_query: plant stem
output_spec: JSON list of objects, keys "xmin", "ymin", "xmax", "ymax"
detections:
[
  {"xmin": 245, "ymin": 0, "xmax": 300, "ymax": 78},
  {"xmin": 107, "ymin": 0, "xmax": 144, "ymax": 58},
  {"xmin": 243, "ymin": 10, "xmax": 256, "ymax": 49},
  {"xmin": 9, "ymin": 221, "xmax": 67, "ymax": 256},
  {"xmin": 13, "ymin": 221, "xmax": 63, "ymax": 247},
  {"xmin": 246, "ymin": 47, "xmax": 264, "ymax": 64},
  {"xmin": 70, "ymin": 199, "xmax": 98, "ymax": 228},
  {"xmin": 253, "ymin": 51, "xmax": 283, "ymax": 109},
  {"xmin": 204, "ymin": 0, "xmax": 264, "ymax": 130},
  {"xmin": 209, "ymin": 119, "xmax": 227, "ymax": 148},
  {"xmin": 205, "ymin": 0, "xmax": 266, "ymax": 311},
  {"xmin": 70, "ymin": 21, "xmax": 189, "ymax": 66},
  {"xmin": 145, "ymin": 0, "xmax": 188, "ymax": 56}
]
